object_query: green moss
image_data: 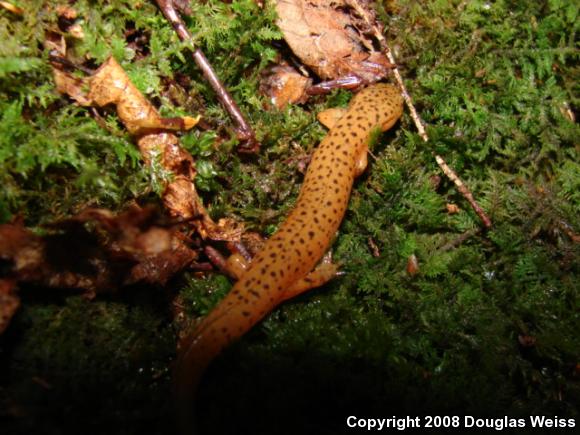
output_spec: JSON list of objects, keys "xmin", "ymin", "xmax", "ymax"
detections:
[{"xmin": 1, "ymin": 0, "xmax": 578, "ymax": 434}]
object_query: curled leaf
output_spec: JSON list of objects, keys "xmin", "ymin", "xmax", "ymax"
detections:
[
  {"xmin": 51, "ymin": 55, "xmax": 240, "ymax": 241},
  {"xmin": 88, "ymin": 57, "xmax": 200, "ymax": 135}
]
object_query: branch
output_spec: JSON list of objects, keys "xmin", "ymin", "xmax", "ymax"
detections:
[
  {"xmin": 349, "ymin": 1, "xmax": 492, "ymax": 229},
  {"xmin": 155, "ymin": 0, "xmax": 260, "ymax": 152}
]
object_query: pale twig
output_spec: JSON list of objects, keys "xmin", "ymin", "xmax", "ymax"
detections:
[{"xmin": 349, "ymin": 1, "xmax": 492, "ymax": 229}]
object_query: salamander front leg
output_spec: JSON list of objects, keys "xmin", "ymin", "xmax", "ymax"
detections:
[
  {"xmin": 354, "ymin": 144, "xmax": 369, "ymax": 177},
  {"xmin": 281, "ymin": 253, "xmax": 340, "ymax": 301}
]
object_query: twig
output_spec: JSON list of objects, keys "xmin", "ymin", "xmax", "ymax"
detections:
[
  {"xmin": 437, "ymin": 228, "xmax": 482, "ymax": 252},
  {"xmin": 349, "ymin": 1, "xmax": 492, "ymax": 229},
  {"xmin": 48, "ymin": 53, "xmax": 94, "ymax": 75},
  {"xmin": 155, "ymin": 0, "xmax": 259, "ymax": 153}
]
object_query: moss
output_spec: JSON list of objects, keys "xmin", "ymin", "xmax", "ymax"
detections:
[{"xmin": 0, "ymin": 0, "xmax": 578, "ymax": 434}]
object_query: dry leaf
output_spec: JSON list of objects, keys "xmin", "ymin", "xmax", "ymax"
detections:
[
  {"xmin": 88, "ymin": 57, "xmax": 200, "ymax": 135},
  {"xmin": 446, "ymin": 203, "xmax": 460, "ymax": 214},
  {"xmin": 406, "ymin": 254, "xmax": 419, "ymax": 276},
  {"xmin": 260, "ymin": 64, "xmax": 311, "ymax": 108},
  {"xmin": 0, "ymin": 206, "xmax": 198, "ymax": 302},
  {"xmin": 46, "ymin": 31, "xmax": 92, "ymax": 105},
  {"xmin": 0, "ymin": 1, "xmax": 23, "ymax": 15},
  {"xmin": 275, "ymin": 0, "xmax": 392, "ymax": 82},
  {"xmin": 51, "ymin": 55, "xmax": 241, "ymax": 241},
  {"xmin": 55, "ymin": 5, "xmax": 78, "ymax": 20},
  {"xmin": 0, "ymin": 279, "xmax": 20, "ymax": 334},
  {"xmin": 518, "ymin": 334, "xmax": 537, "ymax": 348}
]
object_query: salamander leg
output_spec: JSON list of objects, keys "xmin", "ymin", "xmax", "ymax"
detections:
[
  {"xmin": 354, "ymin": 145, "xmax": 369, "ymax": 177},
  {"xmin": 224, "ymin": 253, "xmax": 249, "ymax": 280},
  {"xmin": 205, "ymin": 246, "xmax": 250, "ymax": 280},
  {"xmin": 317, "ymin": 108, "xmax": 347, "ymax": 129},
  {"xmin": 281, "ymin": 253, "xmax": 340, "ymax": 301}
]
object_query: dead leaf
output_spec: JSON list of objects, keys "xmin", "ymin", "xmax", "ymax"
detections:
[
  {"xmin": 406, "ymin": 254, "xmax": 419, "ymax": 276},
  {"xmin": 88, "ymin": 57, "xmax": 200, "ymax": 135},
  {"xmin": 0, "ymin": 279, "xmax": 20, "ymax": 334},
  {"xmin": 367, "ymin": 237, "xmax": 380, "ymax": 257},
  {"xmin": 51, "ymin": 54, "xmax": 241, "ymax": 241},
  {"xmin": 260, "ymin": 63, "xmax": 311, "ymax": 108},
  {"xmin": 275, "ymin": 0, "xmax": 392, "ymax": 82},
  {"xmin": 0, "ymin": 1, "xmax": 23, "ymax": 15},
  {"xmin": 0, "ymin": 206, "xmax": 198, "ymax": 300},
  {"xmin": 446, "ymin": 203, "xmax": 460, "ymax": 214},
  {"xmin": 55, "ymin": 5, "xmax": 78, "ymax": 20}
]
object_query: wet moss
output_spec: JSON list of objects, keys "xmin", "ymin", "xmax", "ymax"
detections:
[{"xmin": 0, "ymin": 0, "xmax": 578, "ymax": 434}]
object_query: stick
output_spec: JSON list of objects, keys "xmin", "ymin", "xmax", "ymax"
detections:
[
  {"xmin": 349, "ymin": 1, "xmax": 492, "ymax": 229},
  {"xmin": 155, "ymin": 0, "xmax": 259, "ymax": 153}
]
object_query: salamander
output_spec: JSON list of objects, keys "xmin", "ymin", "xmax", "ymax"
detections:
[{"xmin": 174, "ymin": 83, "xmax": 404, "ymax": 431}]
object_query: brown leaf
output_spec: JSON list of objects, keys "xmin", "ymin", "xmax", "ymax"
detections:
[
  {"xmin": 0, "ymin": 1, "xmax": 23, "ymax": 15},
  {"xmin": 88, "ymin": 57, "xmax": 200, "ymax": 135},
  {"xmin": 55, "ymin": 5, "xmax": 78, "ymax": 20},
  {"xmin": 275, "ymin": 0, "xmax": 392, "ymax": 82},
  {"xmin": 406, "ymin": 254, "xmax": 419, "ymax": 276},
  {"xmin": 0, "ymin": 279, "xmax": 20, "ymax": 334},
  {"xmin": 260, "ymin": 64, "xmax": 312, "ymax": 108},
  {"xmin": 446, "ymin": 203, "xmax": 460, "ymax": 214},
  {"xmin": 51, "ymin": 54, "xmax": 240, "ymax": 241},
  {"xmin": 0, "ymin": 207, "xmax": 198, "ymax": 297}
]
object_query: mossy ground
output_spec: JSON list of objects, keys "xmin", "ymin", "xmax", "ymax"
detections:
[{"xmin": 1, "ymin": 1, "xmax": 578, "ymax": 434}]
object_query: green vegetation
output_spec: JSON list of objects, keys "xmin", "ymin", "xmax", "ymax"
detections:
[{"xmin": 1, "ymin": 0, "xmax": 578, "ymax": 434}]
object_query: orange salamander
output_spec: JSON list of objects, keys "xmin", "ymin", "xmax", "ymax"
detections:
[{"xmin": 174, "ymin": 83, "xmax": 404, "ymax": 430}]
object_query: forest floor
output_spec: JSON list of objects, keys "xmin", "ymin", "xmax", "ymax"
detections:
[{"xmin": 0, "ymin": 1, "xmax": 578, "ymax": 434}]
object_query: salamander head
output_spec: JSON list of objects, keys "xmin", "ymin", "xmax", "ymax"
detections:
[{"xmin": 349, "ymin": 83, "xmax": 404, "ymax": 132}]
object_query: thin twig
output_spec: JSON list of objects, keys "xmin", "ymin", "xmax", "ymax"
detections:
[
  {"xmin": 437, "ymin": 228, "xmax": 482, "ymax": 252},
  {"xmin": 350, "ymin": 1, "xmax": 492, "ymax": 229},
  {"xmin": 48, "ymin": 53, "xmax": 94, "ymax": 75},
  {"xmin": 155, "ymin": 0, "xmax": 259, "ymax": 153}
]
